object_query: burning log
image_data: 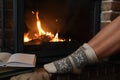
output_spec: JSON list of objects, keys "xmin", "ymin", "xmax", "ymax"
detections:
[{"xmin": 24, "ymin": 35, "xmax": 52, "ymax": 45}]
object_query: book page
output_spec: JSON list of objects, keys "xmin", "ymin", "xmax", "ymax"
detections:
[
  {"xmin": 7, "ymin": 53, "xmax": 36, "ymax": 67},
  {"xmin": 0, "ymin": 52, "xmax": 11, "ymax": 63}
]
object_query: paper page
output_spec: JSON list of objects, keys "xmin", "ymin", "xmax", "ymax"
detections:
[
  {"xmin": 6, "ymin": 62, "xmax": 35, "ymax": 67},
  {"xmin": 7, "ymin": 53, "xmax": 36, "ymax": 67},
  {"xmin": 0, "ymin": 52, "xmax": 11, "ymax": 63}
]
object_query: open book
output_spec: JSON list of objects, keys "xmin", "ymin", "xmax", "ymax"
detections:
[{"xmin": 0, "ymin": 52, "xmax": 36, "ymax": 67}]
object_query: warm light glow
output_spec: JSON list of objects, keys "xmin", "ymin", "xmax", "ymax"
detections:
[
  {"xmin": 36, "ymin": 11, "xmax": 46, "ymax": 35},
  {"xmin": 24, "ymin": 33, "xmax": 31, "ymax": 42},
  {"xmin": 51, "ymin": 33, "xmax": 65, "ymax": 42},
  {"xmin": 24, "ymin": 11, "xmax": 67, "ymax": 43},
  {"xmin": 69, "ymin": 39, "xmax": 71, "ymax": 41}
]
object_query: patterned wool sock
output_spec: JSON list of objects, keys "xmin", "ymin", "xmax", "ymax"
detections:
[{"xmin": 44, "ymin": 43, "xmax": 98, "ymax": 73}]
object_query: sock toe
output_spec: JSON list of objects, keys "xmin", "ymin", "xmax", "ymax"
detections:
[{"xmin": 44, "ymin": 63, "xmax": 57, "ymax": 73}]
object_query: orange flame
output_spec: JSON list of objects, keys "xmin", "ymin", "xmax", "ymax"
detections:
[
  {"xmin": 24, "ymin": 11, "xmax": 65, "ymax": 43},
  {"xmin": 24, "ymin": 33, "xmax": 31, "ymax": 42},
  {"xmin": 50, "ymin": 33, "xmax": 65, "ymax": 42},
  {"xmin": 36, "ymin": 12, "xmax": 46, "ymax": 35}
]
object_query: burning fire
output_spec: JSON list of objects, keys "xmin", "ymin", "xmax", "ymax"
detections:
[
  {"xmin": 50, "ymin": 33, "xmax": 64, "ymax": 42},
  {"xmin": 36, "ymin": 11, "xmax": 46, "ymax": 35},
  {"xmin": 24, "ymin": 11, "xmax": 65, "ymax": 43},
  {"xmin": 24, "ymin": 33, "xmax": 31, "ymax": 42}
]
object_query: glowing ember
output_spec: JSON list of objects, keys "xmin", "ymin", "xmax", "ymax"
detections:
[{"xmin": 24, "ymin": 11, "xmax": 66, "ymax": 43}]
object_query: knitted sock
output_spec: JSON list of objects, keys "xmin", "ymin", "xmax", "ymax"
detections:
[{"xmin": 44, "ymin": 43, "xmax": 98, "ymax": 73}]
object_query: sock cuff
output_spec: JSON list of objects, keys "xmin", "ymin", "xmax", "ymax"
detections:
[{"xmin": 82, "ymin": 43, "xmax": 98, "ymax": 63}]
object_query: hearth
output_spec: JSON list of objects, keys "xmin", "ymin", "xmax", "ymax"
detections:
[{"xmin": 1, "ymin": 0, "xmax": 101, "ymax": 65}]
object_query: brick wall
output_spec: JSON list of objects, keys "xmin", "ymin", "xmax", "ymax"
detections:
[
  {"xmin": 101, "ymin": 0, "xmax": 120, "ymax": 28},
  {"xmin": 0, "ymin": 0, "xmax": 13, "ymax": 51}
]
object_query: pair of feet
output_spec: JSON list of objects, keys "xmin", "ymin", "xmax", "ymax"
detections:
[{"xmin": 44, "ymin": 43, "xmax": 98, "ymax": 74}]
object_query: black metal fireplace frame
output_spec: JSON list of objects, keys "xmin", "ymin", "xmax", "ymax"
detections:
[
  {"xmin": 1, "ymin": 0, "xmax": 101, "ymax": 53},
  {"xmin": 13, "ymin": 0, "xmax": 24, "ymax": 52}
]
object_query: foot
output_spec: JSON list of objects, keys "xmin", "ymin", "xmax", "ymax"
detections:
[{"xmin": 44, "ymin": 43, "xmax": 98, "ymax": 73}]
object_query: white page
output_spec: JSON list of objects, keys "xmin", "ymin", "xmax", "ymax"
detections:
[
  {"xmin": 0, "ymin": 52, "xmax": 11, "ymax": 63},
  {"xmin": 7, "ymin": 53, "xmax": 36, "ymax": 66},
  {"xmin": 6, "ymin": 62, "xmax": 35, "ymax": 67}
]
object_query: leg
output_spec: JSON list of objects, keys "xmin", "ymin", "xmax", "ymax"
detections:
[
  {"xmin": 88, "ymin": 16, "xmax": 120, "ymax": 59},
  {"xmin": 44, "ymin": 16, "xmax": 120, "ymax": 73}
]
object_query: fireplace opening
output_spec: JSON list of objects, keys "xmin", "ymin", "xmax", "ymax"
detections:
[
  {"xmin": 1, "ymin": 0, "xmax": 101, "ymax": 65},
  {"xmin": 24, "ymin": 0, "xmax": 99, "ymax": 45}
]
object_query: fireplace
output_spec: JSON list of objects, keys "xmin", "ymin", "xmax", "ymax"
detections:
[{"xmin": 1, "ymin": 0, "xmax": 101, "ymax": 65}]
